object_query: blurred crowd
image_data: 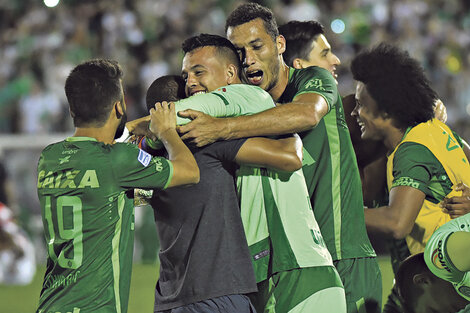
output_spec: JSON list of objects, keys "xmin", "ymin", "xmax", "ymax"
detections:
[
  {"xmin": 0, "ymin": 0, "xmax": 470, "ymax": 266},
  {"xmin": 1, "ymin": 0, "xmax": 470, "ymax": 136}
]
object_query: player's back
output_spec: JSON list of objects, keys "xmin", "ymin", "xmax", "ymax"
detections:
[
  {"xmin": 150, "ymin": 140, "xmax": 257, "ymax": 311},
  {"xmin": 37, "ymin": 137, "xmax": 171, "ymax": 313}
]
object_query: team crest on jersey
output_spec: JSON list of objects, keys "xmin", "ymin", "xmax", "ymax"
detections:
[
  {"xmin": 138, "ymin": 149, "xmax": 152, "ymax": 167},
  {"xmin": 305, "ymin": 78, "xmax": 326, "ymax": 91}
]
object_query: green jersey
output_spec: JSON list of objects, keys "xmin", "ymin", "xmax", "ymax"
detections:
[
  {"xmin": 171, "ymin": 83, "xmax": 334, "ymax": 282},
  {"xmin": 391, "ymin": 129, "xmax": 464, "ymax": 204},
  {"xmin": 37, "ymin": 137, "xmax": 172, "ymax": 313},
  {"xmin": 237, "ymin": 166, "xmax": 333, "ymax": 282},
  {"xmin": 278, "ymin": 66, "xmax": 375, "ymax": 260},
  {"xmin": 424, "ymin": 213, "xmax": 470, "ymax": 301},
  {"xmin": 174, "ymin": 84, "xmax": 274, "ymax": 125}
]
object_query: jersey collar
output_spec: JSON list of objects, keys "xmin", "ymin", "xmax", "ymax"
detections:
[{"xmin": 65, "ymin": 137, "xmax": 98, "ymax": 142}]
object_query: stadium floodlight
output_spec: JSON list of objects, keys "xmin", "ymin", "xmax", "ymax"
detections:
[
  {"xmin": 44, "ymin": 0, "xmax": 60, "ymax": 8},
  {"xmin": 331, "ymin": 19, "xmax": 346, "ymax": 34}
]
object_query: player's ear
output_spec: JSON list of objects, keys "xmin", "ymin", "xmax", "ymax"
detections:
[
  {"xmin": 413, "ymin": 273, "xmax": 432, "ymax": 287},
  {"xmin": 276, "ymin": 35, "xmax": 286, "ymax": 55},
  {"xmin": 115, "ymin": 100, "xmax": 124, "ymax": 119},
  {"xmin": 226, "ymin": 64, "xmax": 238, "ymax": 84},
  {"xmin": 293, "ymin": 58, "xmax": 303, "ymax": 69}
]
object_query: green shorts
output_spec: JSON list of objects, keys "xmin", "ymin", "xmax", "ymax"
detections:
[
  {"xmin": 333, "ymin": 257, "xmax": 382, "ymax": 313},
  {"xmin": 249, "ymin": 266, "xmax": 346, "ymax": 313}
]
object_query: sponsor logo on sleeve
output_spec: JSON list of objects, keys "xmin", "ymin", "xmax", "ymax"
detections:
[
  {"xmin": 431, "ymin": 240, "xmax": 452, "ymax": 273},
  {"xmin": 392, "ymin": 177, "xmax": 421, "ymax": 189},
  {"xmin": 138, "ymin": 149, "xmax": 152, "ymax": 167}
]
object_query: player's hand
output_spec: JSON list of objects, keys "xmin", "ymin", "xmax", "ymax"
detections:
[
  {"xmin": 149, "ymin": 102, "xmax": 176, "ymax": 140},
  {"xmin": 177, "ymin": 109, "xmax": 222, "ymax": 147},
  {"xmin": 434, "ymin": 99, "xmax": 447, "ymax": 123},
  {"xmin": 126, "ymin": 115, "xmax": 151, "ymax": 137},
  {"xmin": 127, "ymin": 115, "xmax": 151, "ymax": 135},
  {"xmin": 440, "ymin": 182, "xmax": 470, "ymax": 218}
]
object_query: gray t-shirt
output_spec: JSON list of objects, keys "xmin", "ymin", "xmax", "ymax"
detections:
[{"xmin": 150, "ymin": 139, "xmax": 257, "ymax": 311}]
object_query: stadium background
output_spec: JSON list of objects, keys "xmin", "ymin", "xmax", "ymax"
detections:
[{"xmin": 0, "ymin": 0, "xmax": 469, "ymax": 311}]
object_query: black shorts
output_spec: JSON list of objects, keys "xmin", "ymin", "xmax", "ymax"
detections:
[{"xmin": 158, "ymin": 294, "xmax": 257, "ymax": 313}]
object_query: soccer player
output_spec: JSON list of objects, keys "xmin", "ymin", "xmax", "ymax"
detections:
[
  {"xmin": 178, "ymin": 4, "xmax": 379, "ymax": 313},
  {"xmin": 279, "ymin": 20, "xmax": 341, "ymax": 83},
  {"xmin": 351, "ymin": 43, "xmax": 470, "ymax": 256},
  {"xmin": 278, "ymin": 19, "xmax": 392, "ymax": 311},
  {"xmin": 144, "ymin": 34, "xmax": 345, "ymax": 313},
  {"xmin": 278, "ymin": 20, "xmax": 388, "ymax": 207},
  {"xmin": 395, "ymin": 219, "xmax": 470, "ymax": 313},
  {"xmin": 36, "ymin": 59, "xmax": 199, "ymax": 313}
]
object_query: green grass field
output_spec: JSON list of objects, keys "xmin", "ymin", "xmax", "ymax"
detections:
[{"xmin": 0, "ymin": 256, "xmax": 394, "ymax": 313}]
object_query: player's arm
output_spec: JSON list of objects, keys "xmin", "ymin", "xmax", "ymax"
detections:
[
  {"xmin": 149, "ymin": 102, "xmax": 199, "ymax": 187},
  {"xmin": 364, "ymin": 186, "xmax": 426, "ymax": 239},
  {"xmin": 179, "ymin": 93, "xmax": 328, "ymax": 147},
  {"xmin": 125, "ymin": 91, "xmax": 271, "ymax": 138},
  {"xmin": 446, "ymin": 230, "xmax": 470, "ymax": 272},
  {"xmin": 122, "ymin": 94, "xmax": 230, "ymax": 138},
  {"xmin": 234, "ymin": 134, "xmax": 303, "ymax": 172},
  {"xmin": 173, "ymin": 90, "xmax": 272, "ymax": 125}
]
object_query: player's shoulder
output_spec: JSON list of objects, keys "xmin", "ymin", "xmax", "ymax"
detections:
[
  {"xmin": 214, "ymin": 84, "xmax": 273, "ymax": 104},
  {"xmin": 107, "ymin": 142, "xmax": 143, "ymax": 159},
  {"xmin": 214, "ymin": 83, "xmax": 268, "ymax": 95},
  {"xmin": 395, "ymin": 141, "xmax": 434, "ymax": 162},
  {"xmin": 111, "ymin": 141, "xmax": 139, "ymax": 150},
  {"xmin": 40, "ymin": 140, "xmax": 65, "ymax": 153},
  {"xmin": 293, "ymin": 66, "xmax": 333, "ymax": 80},
  {"xmin": 289, "ymin": 66, "xmax": 337, "ymax": 93}
]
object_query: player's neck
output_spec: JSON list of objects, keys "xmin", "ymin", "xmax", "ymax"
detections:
[
  {"xmin": 73, "ymin": 125, "xmax": 116, "ymax": 145},
  {"xmin": 269, "ymin": 63, "xmax": 289, "ymax": 101},
  {"xmin": 384, "ymin": 127, "xmax": 405, "ymax": 152}
]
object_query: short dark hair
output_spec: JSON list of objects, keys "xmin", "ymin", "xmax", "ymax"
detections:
[
  {"xmin": 396, "ymin": 253, "xmax": 429, "ymax": 313},
  {"xmin": 351, "ymin": 43, "xmax": 437, "ymax": 130},
  {"xmin": 65, "ymin": 59, "xmax": 123, "ymax": 127},
  {"xmin": 182, "ymin": 33, "xmax": 242, "ymax": 71},
  {"xmin": 279, "ymin": 20, "xmax": 325, "ymax": 67},
  {"xmin": 146, "ymin": 75, "xmax": 186, "ymax": 111},
  {"xmin": 225, "ymin": 2, "xmax": 279, "ymax": 41}
]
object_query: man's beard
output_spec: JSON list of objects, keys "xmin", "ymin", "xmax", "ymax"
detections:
[
  {"xmin": 114, "ymin": 110, "xmax": 128, "ymax": 139},
  {"xmin": 265, "ymin": 51, "xmax": 281, "ymax": 93}
]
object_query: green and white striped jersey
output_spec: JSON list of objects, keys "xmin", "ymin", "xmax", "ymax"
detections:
[
  {"xmin": 182, "ymin": 84, "xmax": 334, "ymax": 282},
  {"xmin": 278, "ymin": 66, "xmax": 376, "ymax": 261}
]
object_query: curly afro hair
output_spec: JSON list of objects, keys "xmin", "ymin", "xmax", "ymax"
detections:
[{"xmin": 351, "ymin": 43, "xmax": 438, "ymax": 130}]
